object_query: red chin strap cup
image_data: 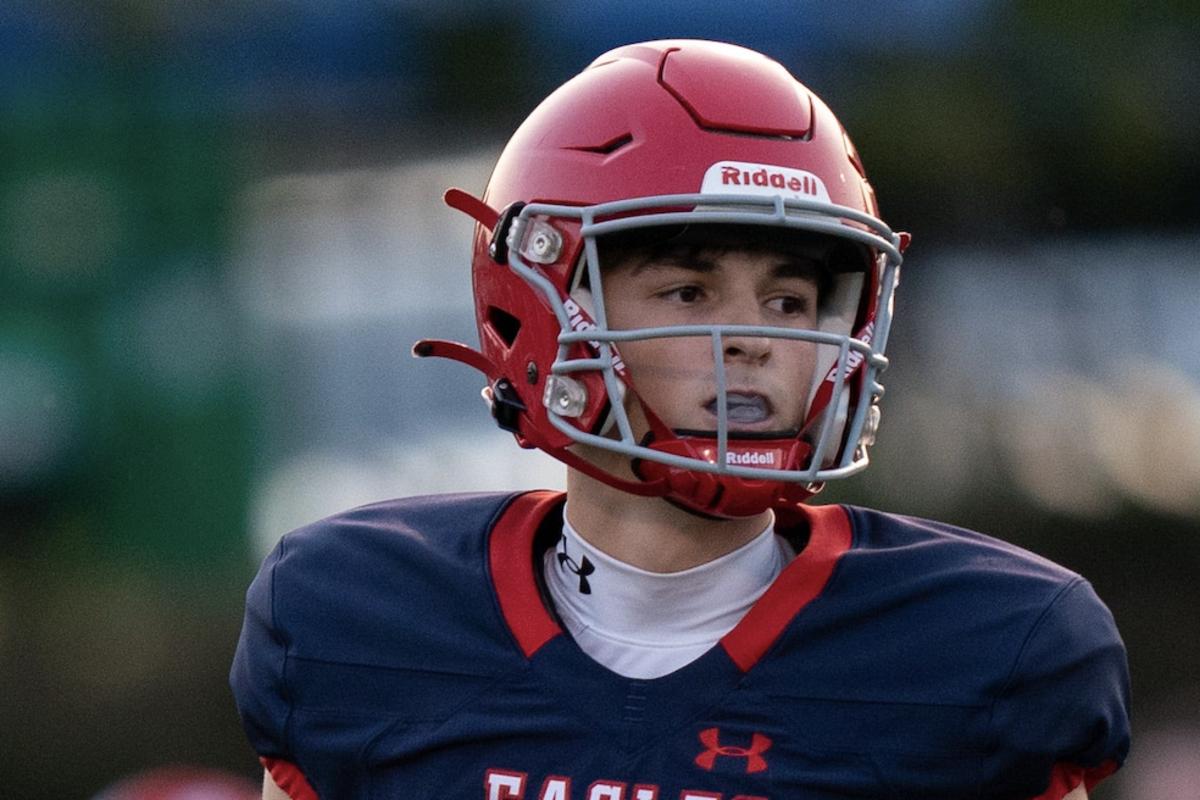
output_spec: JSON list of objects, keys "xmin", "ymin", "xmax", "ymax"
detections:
[{"xmin": 634, "ymin": 436, "xmax": 818, "ymax": 519}]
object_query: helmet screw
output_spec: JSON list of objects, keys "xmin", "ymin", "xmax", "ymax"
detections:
[
  {"xmin": 526, "ymin": 362, "xmax": 538, "ymax": 384},
  {"xmin": 860, "ymin": 404, "xmax": 882, "ymax": 447},
  {"xmin": 543, "ymin": 375, "xmax": 588, "ymax": 418}
]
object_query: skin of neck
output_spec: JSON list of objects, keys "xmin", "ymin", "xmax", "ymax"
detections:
[{"xmin": 564, "ymin": 465, "xmax": 773, "ymax": 573}]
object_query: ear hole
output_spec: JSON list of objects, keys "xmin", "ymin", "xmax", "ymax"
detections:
[{"xmin": 487, "ymin": 306, "xmax": 521, "ymax": 347}]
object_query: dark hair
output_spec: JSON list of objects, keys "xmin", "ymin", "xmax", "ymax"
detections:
[{"xmin": 591, "ymin": 224, "xmax": 866, "ymax": 302}]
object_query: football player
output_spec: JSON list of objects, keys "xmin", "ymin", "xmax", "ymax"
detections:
[{"xmin": 232, "ymin": 40, "xmax": 1129, "ymax": 800}]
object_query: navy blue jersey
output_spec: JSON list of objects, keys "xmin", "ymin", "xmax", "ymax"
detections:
[{"xmin": 230, "ymin": 491, "xmax": 1129, "ymax": 800}]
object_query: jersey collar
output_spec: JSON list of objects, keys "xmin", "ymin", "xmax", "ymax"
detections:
[{"xmin": 487, "ymin": 491, "xmax": 853, "ymax": 672}]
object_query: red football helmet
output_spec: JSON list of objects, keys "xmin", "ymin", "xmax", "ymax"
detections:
[{"xmin": 416, "ymin": 40, "xmax": 908, "ymax": 519}]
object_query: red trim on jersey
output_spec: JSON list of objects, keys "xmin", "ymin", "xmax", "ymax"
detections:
[
  {"xmin": 260, "ymin": 757, "xmax": 319, "ymax": 800},
  {"xmin": 490, "ymin": 490, "xmax": 566, "ymax": 658},
  {"xmin": 1084, "ymin": 759, "xmax": 1119, "ymax": 790},
  {"xmin": 1029, "ymin": 760, "xmax": 1119, "ymax": 800},
  {"xmin": 720, "ymin": 503, "xmax": 853, "ymax": 672}
]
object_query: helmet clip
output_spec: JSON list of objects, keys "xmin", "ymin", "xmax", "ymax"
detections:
[
  {"xmin": 489, "ymin": 377, "xmax": 527, "ymax": 433},
  {"xmin": 488, "ymin": 202, "xmax": 527, "ymax": 264}
]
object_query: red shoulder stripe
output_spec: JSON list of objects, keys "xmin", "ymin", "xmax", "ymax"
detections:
[
  {"xmin": 1029, "ymin": 760, "xmax": 1119, "ymax": 800},
  {"xmin": 489, "ymin": 490, "xmax": 566, "ymax": 658},
  {"xmin": 720, "ymin": 503, "xmax": 853, "ymax": 672},
  {"xmin": 260, "ymin": 757, "xmax": 318, "ymax": 800}
]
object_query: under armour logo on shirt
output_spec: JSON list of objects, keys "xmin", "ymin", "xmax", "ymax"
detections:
[
  {"xmin": 694, "ymin": 727, "xmax": 772, "ymax": 774},
  {"xmin": 556, "ymin": 535, "xmax": 595, "ymax": 594}
]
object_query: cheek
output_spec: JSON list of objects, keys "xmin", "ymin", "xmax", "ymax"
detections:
[
  {"xmin": 785, "ymin": 341, "xmax": 819, "ymax": 382},
  {"xmin": 618, "ymin": 337, "xmax": 715, "ymax": 387},
  {"xmin": 793, "ymin": 339, "xmax": 819, "ymax": 367}
]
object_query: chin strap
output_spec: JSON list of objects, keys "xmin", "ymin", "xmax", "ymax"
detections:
[
  {"xmin": 631, "ymin": 398, "xmax": 820, "ymax": 519},
  {"xmin": 415, "ymin": 317, "xmax": 823, "ymax": 518},
  {"xmin": 414, "ymin": 339, "xmax": 821, "ymax": 518},
  {"xmin": 634, "ymin": 435, "xmax": 819, "ymax": 519}
]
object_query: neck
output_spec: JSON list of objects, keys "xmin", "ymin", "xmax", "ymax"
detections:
[{"xmin": 564, "ymin": 467, "xmax": 773, "ymax": 572}]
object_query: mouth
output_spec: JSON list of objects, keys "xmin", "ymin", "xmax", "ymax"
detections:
[{"xmin": 704, "ymin": 392, "xmax": 774, "ymax": 425}]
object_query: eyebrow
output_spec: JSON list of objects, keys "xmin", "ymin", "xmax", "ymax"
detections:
[
  {"xmin": 627, "ymin": 254, "xmax": 718, "ymax": 275},
  {"xmin": 630, "ymin": 253, "xmax": 824, "ymax": 282}
]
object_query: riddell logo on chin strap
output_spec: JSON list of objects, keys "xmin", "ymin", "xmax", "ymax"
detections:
[
  {"xmin": 694, "ymin": 728, "xmax": 773, "ymax": 774},
  {"xmin": 725, "ymin": 451, "xmax": 776, "ymax": 466}
]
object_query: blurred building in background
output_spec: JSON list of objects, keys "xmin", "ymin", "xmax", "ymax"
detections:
[{"xmin": 1, "ymin": 2, "xmax": 1197, "ymax": 797}]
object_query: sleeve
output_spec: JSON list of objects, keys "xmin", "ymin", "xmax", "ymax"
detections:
[
  {"xmin": 230, "ymin": 537, "xmax": 293, "ymax": 760},
  {"xmin": 987, "ymin": 578, "xmax": 1131, "ymax": 798}
]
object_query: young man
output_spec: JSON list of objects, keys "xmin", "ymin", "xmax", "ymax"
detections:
[{"xmin": 232, "ymin": 41, "xmax": 1130, "ymax": 800}]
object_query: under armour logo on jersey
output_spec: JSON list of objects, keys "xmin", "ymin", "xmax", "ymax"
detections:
[
  {"xmin": 556, "ymin": 535, "xmax": 595, "ymax": 594},
  {"xmin": 694, "ymin": 727, "xmax": 772, "ymax": 774}
]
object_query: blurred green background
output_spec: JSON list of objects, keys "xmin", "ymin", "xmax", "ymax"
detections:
[{"xmin": 2, "ymin": 2, "xmax": 1198, "ymax": 797}]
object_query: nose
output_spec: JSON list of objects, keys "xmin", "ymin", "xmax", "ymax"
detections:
[
  {"xmin": 721, "ymin": 300, "xmax": 772, "ymax": 364},
  {"xmin": 723, "ymin": 334, "xmax": 771, "ymax": 364}
]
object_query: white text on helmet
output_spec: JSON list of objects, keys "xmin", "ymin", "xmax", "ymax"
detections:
[
  {"xmin": 720, "ymin": 166, "xmax": 819, "ymax": 196},
  {"xmin": 823, "ymin": 321, "xmax": 874, "ymax": 383},
  {"xmin": 562, "ymin": 298, "xmax": 627, "ymax": 373},
  {"xmin": 700, "ymin": 161, "xmax": 832, "ymax": 204}
]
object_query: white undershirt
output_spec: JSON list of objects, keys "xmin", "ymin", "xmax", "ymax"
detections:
[{"xmin": 543, "ymin": 510, "xmax": 795, "ymax": 679}]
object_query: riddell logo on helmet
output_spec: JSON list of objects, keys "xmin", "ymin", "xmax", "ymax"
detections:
[
  {"xmin": 822, "ymin": 321, "xmax": 874, "ymax": 384},
  {"xmin": 720, "ymin": 166, "xmax": 817, "ymax": 195},
  {"xmin": 562, "ymin": 297, "xmax": 626, "ymax": 373},
  {"xmin": 726, "ymin": 450, "xmax": 776, "ymax": 466},
  {"xmin": 701, "ymin": 161, "xmax": 831, "ymax": 204}
]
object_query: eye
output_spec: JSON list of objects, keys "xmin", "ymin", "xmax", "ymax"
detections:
[
  {"xmin": 766, "ymin": 294, "xmax": 812, "ymax": 316},
  {"xmin": 660, "ymin": 285, "xmax": 705, "ymax": 304}
]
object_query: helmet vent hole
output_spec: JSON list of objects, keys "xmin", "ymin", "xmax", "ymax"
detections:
[
  {"xmin": 567, "ymin": 132, "xmax": 634, "ymax": 155},
  {"xmin": 487, "ymin": 306, "xmax": 522, "ymax": 347}
]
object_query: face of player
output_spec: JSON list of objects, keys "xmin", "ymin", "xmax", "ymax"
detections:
[{"xmin": 600, "ymin": 245, "xmax": 823, "ymax": 437}]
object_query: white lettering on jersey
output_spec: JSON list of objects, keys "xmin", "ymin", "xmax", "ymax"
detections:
[
  {"xmin": 587, "ymin": 782, "xmax": 625, "ymax": 800},
  {"xmin": 484, "ymin": 768, "xmax": 766, "ymax": 800},
  {"xmin": 485, "ymin": 769, "xmax": 527, "ymax": 800}
]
